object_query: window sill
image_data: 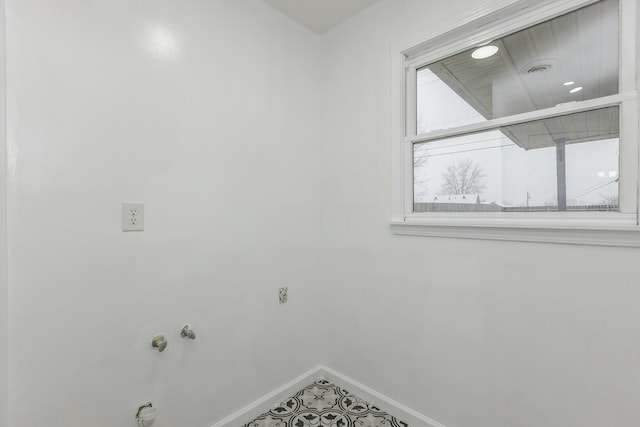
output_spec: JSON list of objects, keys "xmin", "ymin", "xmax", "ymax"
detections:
[{"xmin": 390, "ymin": 217, "xmax": 640, "ymax": 247}]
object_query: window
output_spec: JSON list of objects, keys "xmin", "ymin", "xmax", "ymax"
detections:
[{"xmin": 391, "ymin": 0, "xmax": 640, "ymax": 246}]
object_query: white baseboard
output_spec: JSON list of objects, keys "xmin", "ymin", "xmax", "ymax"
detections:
[{"xmin": 210, "ymin": 365, "xmax": 447, "ymax": 427}]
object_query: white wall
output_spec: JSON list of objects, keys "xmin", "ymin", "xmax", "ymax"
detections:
[
  {"xmin": 5, "ymin": 1, "xmax": 323, "ymax": 426},
  {"xmin": 319, "ymin": 1, "xmax": 640, "ymax": 427},
  {"xmin": 0, "ymin": 0, "xmax": 7, "ymax": 425}
]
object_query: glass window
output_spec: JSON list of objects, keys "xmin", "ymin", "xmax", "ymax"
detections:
[
  {"xmin": 393, "ymin": 0, "xmax": 639, "ymax": 244},
  {"xmin": 416, "ymin": 0, "xmax": 619, "ymax": 134},
  {"xmin": 413, "ymin": 107, "xmax": 619, "ymax": 212}
]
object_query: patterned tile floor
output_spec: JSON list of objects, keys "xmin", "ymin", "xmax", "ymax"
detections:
[{"xmin": 243, "ymin": 379, "xmax": 409, "ymax": 427}]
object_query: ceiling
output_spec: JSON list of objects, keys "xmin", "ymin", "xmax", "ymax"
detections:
[{"xmin": 263, "ymin": 0, "xmax": 380, "ymax": 34}]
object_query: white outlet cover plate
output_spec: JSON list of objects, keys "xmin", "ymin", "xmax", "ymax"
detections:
[{"xmin": 122, "ymin": 202, "xmax": 144, "ymax": 232}]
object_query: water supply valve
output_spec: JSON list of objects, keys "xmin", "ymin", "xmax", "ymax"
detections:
[{"xmin": 136, "ymin": 402, "xmax": 158, "ymax": 427}]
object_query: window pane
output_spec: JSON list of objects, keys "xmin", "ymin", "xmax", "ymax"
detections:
[
  {"xmin": 413, "ymin": 107, "xmax": 619, "ymax": 213},
  {"xmin": 416, "ymin": 0, "xmax": 619, "ymax": 134}
]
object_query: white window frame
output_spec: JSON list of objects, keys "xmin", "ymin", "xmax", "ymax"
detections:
[{"xmin": 390, "ymin": 0, "xmax": 640, "ymax": 247}]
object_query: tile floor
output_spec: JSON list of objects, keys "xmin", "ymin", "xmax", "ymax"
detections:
[{"xmin": 243, "ymin": 379, "xmax": 409, "ymax": 427}]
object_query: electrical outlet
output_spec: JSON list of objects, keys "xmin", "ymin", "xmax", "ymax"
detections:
[
  {"xmin": 279, "ymin": 287, "xmax": 288, "ymax": 304},
  {"xmin": 122, "ymin": 203, "xmax": 144, "ymax": 232}
]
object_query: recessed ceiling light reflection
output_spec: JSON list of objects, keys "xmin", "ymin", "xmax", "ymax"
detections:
[
  {"xmin": 563, "ymin": 81, "xmax": 575, "ymax": 86},
  {"xmin": 146, "ymin": 26, "xmax": 179, "ymax": 59},
  {"xmin": 569, "ymin": 86, "xmax": 583, "ymax": 94},
  {"xmin": 471, "ymin": 45, "xmax": 499, "ymax": 59}
]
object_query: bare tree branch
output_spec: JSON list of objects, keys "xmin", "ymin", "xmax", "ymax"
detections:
[
  {"xmin": 440, "ymin": 159, "xmax": 486, "ymax": 195},
  {"xmin": 413, "ymin": 144, "xmax": 430, "ymax": 199}
]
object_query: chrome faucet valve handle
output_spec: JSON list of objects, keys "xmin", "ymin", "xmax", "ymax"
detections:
[
  {"xmin": 151, "ymin": 335, "xmax": 167, "ymax": 352},
  {"xmin": 181, "ymin": 325, "xmax": 196, "ymax": 340}
]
